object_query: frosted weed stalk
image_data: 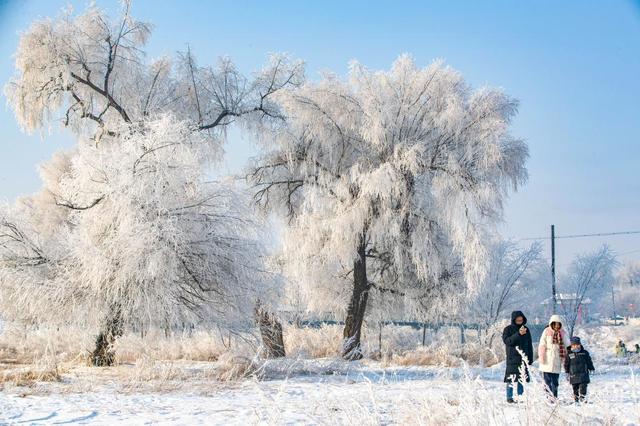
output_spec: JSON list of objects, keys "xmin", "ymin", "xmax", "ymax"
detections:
[{"xmin": 248, "ymin": 373, "xmax": 384, "ymax": 425}]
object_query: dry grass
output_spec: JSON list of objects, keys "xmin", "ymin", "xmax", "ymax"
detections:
[
  {"xmin": 0, "ymin": 321, "xmax": 257, "ymax": 362},
  {"xmin": 0, "ymin": 365, "xmax": 62, "ymax": 385},
  {"xmin": 0, "ymin": 321, "xmax": 264, "ymax": 388},
  {"xmin": 128, "ymin": 356, "xmax": 187, "ymax": 382},
  {"xmin": 113, "ymin": 329, "xmax": 247, "ymax": 363},
  {"xmin": 0, "ymin": 321, "xmax": 507, "ymax": 378},
  {"xmin": 0, "ymin": 323, "xmax": 92, "ymax": 365},
  {"xmin": 283, "ymin": 324, "xmax": 342, "ymax": 358},
  {"xmin": 0, "ymin": 351, "xmax": 65, "ymax": 387},
  {"xmin": 213, "ymin": 351, "xmax": 262, "ymax": 381},
  {"xmin": 389, "ymin": 344, "xmax": 501, "ymax": 367},
  {"xmin": 391, "ymin": 346, "xmax": 463, "ymax": 367},
  {"xmin": 282, "ymin": 323, "xmax": 504, "ymax": 368}
]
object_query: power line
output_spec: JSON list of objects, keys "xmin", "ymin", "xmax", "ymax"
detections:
[
  {"xmin": 619, "ymin": 249, "xmax": 640, "ymax": 256},
  {"xmin": 556, "ymin": 230, "xmax": 640, "ymax": 240},
  {"xmin": 518, "ymin": 229, "xmax": 640, "ymax": 242}
]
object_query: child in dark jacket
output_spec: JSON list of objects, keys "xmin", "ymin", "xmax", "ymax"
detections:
[{"xmin": 564, "ymin": 336, "xmax": 595, "ymax": 402}]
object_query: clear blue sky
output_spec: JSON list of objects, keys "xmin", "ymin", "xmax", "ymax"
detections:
[{"xmin": 1, "ymin": 0, "xmax": 639, "ymax": 271}]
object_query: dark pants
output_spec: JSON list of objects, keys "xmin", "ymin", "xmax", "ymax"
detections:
[
  {"xmin": 543, "ymin": 372, "xmax": 560, "ymax": 398},
  {"xmin": 506, "ymin": 382, "xmax": 524, "ymax": 401},
  {"xmin": 572, "ymin": 383, "xmax": 588, "ymax": 402}
]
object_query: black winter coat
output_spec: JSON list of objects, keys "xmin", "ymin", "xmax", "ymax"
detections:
[
  {"xmin": 564, "ymin": 347, "xmax": 594, "ymax": 384},
  {"xmin": 502, "ymin": 310, "xmax": 534, "ymax": 383}
]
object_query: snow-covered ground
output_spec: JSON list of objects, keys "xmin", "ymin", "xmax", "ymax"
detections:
[
  {"xmin": 1, "ymin": 357, "xmax": 639, "ymax": 424},
  {"xmin": 1, "ymin": 323, "xmax": 639, "ymax": 425}
]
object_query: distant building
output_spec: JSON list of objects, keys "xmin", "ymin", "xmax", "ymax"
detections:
[{"xmin": 541, "ymin": 293, "xmax": 592, "ymax": 324}]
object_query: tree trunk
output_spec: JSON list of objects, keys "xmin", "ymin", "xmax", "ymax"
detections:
[
  {"xmin": 91, "ymin": 305, "xmax": 124, "ymax": 367},
  {"xmin": 488, "ymin": 331, "xmax": 496, "ymax": 349},
  {"xmin": 255, "ymin": 303, "xmax": 286, "ymax": 358},
  {"xmin": 341, "ymin": 239, "xmax": 369, "ymax": 360}
]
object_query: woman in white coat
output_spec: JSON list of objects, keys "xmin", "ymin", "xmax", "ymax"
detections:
[{"xmin": 538, "ymin": 314, "xmax": 571, "ymax": 399}]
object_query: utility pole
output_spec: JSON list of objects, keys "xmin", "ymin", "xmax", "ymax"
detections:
[
  {"xmin": 611, "ymin": 285, "xmax": 618, "ymax": 326},
  {"xmin": 551, "ymin": 225, "xmax": 557, "ymax": 313}
]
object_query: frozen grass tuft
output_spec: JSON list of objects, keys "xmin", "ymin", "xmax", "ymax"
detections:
[
  {"xmin": 0, "ymin": 349, "xmax": 64, "ymax": 386},
  {"xmin": 213, "ymin": 351, "xmax": 262, "ymax": 381},
  {"xmin": 283, "ymin": 324, "xmax": 342, "ymax": 358},
  {"xmin": 130, "ymin": 356, "xmax": 186, "ymax": 382}
]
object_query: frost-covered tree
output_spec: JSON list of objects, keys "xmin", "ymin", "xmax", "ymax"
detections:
[
  {"xmin": 610, "ymin": 261, "xmax": 640, "ymax": 318},
  {"xmin": 249, "ymin": 55, "xmax": 528, "ymax": 359},
  {"xmin": 0, "ymin": 118, "xmax": 273, "ymax": 364},
  {"xmin": 467, "ymin": 240, "xmax": 543, "ymax": 345},
  {"xmin": 617, "ymin": 260, "xmax": 640, "ymax": 287},
  {"xmin": 5, "ymin": 1, "xmax": 303, "ymax": 141},
  {"xmin": 1, "ymin": 2, "xmax": 302, "ymax": 364},
  {"xmin": 559, "ymin": 245, "xmax": 617, "ymax": 336}
]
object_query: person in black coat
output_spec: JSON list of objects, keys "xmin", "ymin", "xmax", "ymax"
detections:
[
  {"xmin": 564, "ymin": 336, "xmax": 595, "ymax": 402},
  {"xmin": 502, "ymin": 310, "xmax": 534, "ymax": 402}
]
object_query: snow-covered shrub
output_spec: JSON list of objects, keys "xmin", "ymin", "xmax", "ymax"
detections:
[
  {"xmin": 130, "ymin": 356, "xmax": 186, "ymax": 382},
  {"xmin": 214, "ymin": 351, "xmax": 261, "ymax": 381},
  {"xmin": 390, "ymin": 346, "xmax": 462, "ymax": 367}
]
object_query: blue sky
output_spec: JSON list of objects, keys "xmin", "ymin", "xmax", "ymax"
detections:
[{"xmin": 0, "ymin": 0, "xmax": 639, "ymax": 271}]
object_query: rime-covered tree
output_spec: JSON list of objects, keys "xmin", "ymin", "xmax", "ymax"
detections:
[
  {"xmin": 610, "ymin": 261, "xmax": 640, "ymax": 318},
  {"xmin": 0, "ymin": 2, "xmax": 302, "ymax": 364},
  {"xmin": 1, "ymin": 119, "xmax": 273, "ymax": 364},
  {"xmin": 617, "ymin": 260, "xmax": 640, "ymax": 288},
  {"xmin": 558, "ymin": 246, "xmax": 617, "ymax": 335},
  {"xmin": 468, "ymin": 240, "xmax": 543, "ymax": 346},
  {"xmin": 5, "ymin": 2, "xmax": 302, "ymax": 141},
  {"xmin": 249, "ymin": 56, "xmax": 529, "ymax": 359}
]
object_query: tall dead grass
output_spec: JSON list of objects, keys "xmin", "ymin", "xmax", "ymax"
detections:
[
  {"xmin": 389, "ymin": 343, "xmax": 502, "ymax": 367},
  {"xmin": 0, "ymin": 322, "xmax": 92, "ymax": 364},
  {"xmin": 0, "ymin": 349, "xmax": 64, "ymax": 386},
  {"xmin": 283, "ymin": 324, "xmax": 343, "ymax": 358},
  {"xmin": 113, "ymin": 329, "xmax": 252, "ymax": 363},
  {"xmin": 0, "ymin": 321, "xmax": 506, "ymax": 373}
]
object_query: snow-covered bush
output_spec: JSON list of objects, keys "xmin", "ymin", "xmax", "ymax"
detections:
[{"xmin": 214, "ymin": 351, "xmax": 262, "ymax": 381}]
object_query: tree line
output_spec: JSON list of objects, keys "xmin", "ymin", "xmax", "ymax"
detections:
[{"xmin": 1, "ymin": 1, "xmax": 535, "ymax": 364}]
